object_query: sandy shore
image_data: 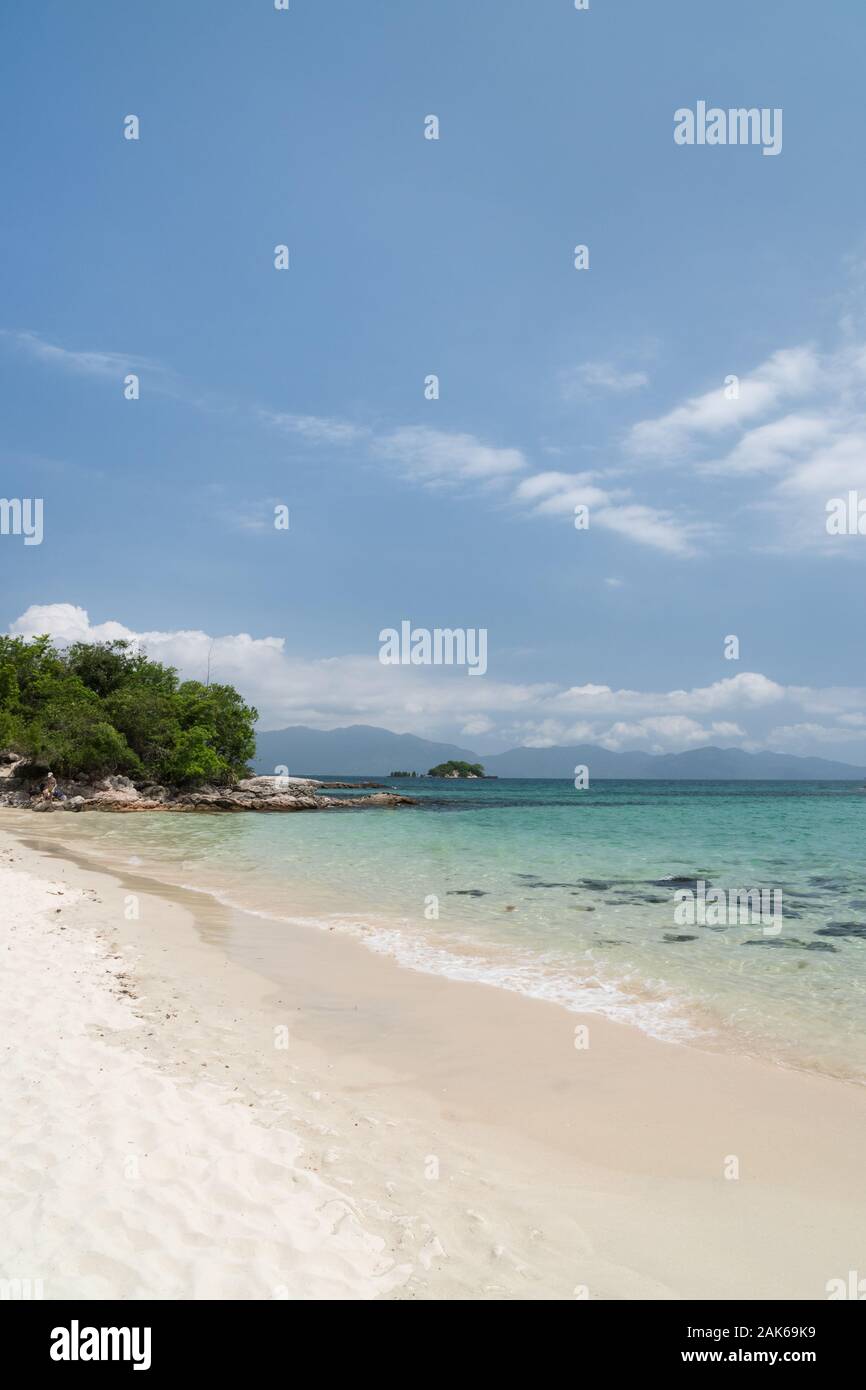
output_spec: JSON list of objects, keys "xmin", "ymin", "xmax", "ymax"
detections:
[{"xmin": 2, "ymin": 811, "xmax": 865, "ymax": 1300}]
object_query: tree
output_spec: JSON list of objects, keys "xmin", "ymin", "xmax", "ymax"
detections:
[
  {"xmin": 0, "ymin": 635, "xmax": 258, "ymax": 787},
  {"xmin": 427, "ymin": 760, "xmax": 485, "ymax": 778},
  {"xmin": 159, "ymin": 726, "xmax": 225, "ymax": 786}
]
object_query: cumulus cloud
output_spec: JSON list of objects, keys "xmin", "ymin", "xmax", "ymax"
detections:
[
  {"xmin": 9, "ymin": 605, "xmax": 866, "ymax": 760},
  {"xmin": 544, "ymin": 672, "xmax": 786, "ymax": 718}
]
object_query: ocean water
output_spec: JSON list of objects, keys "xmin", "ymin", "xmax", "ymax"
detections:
[{"xmin": 54, "ymin": 778, "xmax": 866, "ymax": 1082}]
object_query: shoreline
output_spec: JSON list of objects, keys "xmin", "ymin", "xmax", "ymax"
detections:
[
  {"xmin": 11, "ymin": 804, "xmax": 864, "ymax": 1087},
  {"xmin": 3, "ymin": 812, "xmax": 866, "ymax": 1299}
]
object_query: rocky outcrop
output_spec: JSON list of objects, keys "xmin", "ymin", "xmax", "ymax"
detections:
[{"xmin": 0, "ymin": 762, "xmax": 414, "ymax": 814}]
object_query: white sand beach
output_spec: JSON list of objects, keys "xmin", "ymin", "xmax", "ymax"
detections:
[{"xmin": 2, "ymin": 812, "xmax": 866, "ymax": 1301}]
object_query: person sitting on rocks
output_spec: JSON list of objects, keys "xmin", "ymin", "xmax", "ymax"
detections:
[{"xmin": 41, "ymin": 771, "xmax": 57, "ymax": 801}]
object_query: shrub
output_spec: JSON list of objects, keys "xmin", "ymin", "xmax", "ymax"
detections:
[{"xmin": 0, "ymin": 635, "xmax": 258, "ymax": 787}]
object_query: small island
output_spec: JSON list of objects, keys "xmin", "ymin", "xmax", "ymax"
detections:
[
  {"xmin": 389, "ymin": 770, "xmax": 418, "ymax": 778},
  {"xmin": 427, "ymin": 760, "xmax": 486, "ymax": 779}
]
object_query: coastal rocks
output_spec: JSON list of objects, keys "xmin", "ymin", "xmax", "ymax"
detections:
[
  {"xmin": 356, "ymin": 791, "xmax": 415, "ymax": 807},
  {"xmin": 0, "ymin": 788, "xmax": 36, "ymax": 809},
  {"xmin": 0, "ymin": 755, "xmax": 417, "ymax": 815},
  {"xmin": 312, "ymin": 780, "xmax": 388, "ymax": 790},
  {"xmin": 137, "ymin": 784, "xmax": 170, "ymax": 802},
  {"xmin": 235, "ymin": 775, "xmax": 320, "ymax": 793},
  {"xmin": 178, "ymin": 786, "xmax": 323, "ymax": 812},
  {"xmin": 76, "ymin": 787, "xmax": 416, "ymax": 814},
  {"xmin": 92, "ymin": 775, "xmax": 141, "ymax": 803}
]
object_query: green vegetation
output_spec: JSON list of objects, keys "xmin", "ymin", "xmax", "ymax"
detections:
[
  {"xmin": 389, "ymin": 770, "xmax": 418, "ymax": 778},
  {"xmin": 427, "ymin": 760, "xmax": 485, "ymax": 778},
  {"xmin": 0, "ymin": 635, "xmax": 257, "ymax": 786}
]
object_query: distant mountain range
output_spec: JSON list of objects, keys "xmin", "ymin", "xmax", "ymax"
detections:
[{"xmin": 253, "ymin": 724, "xmax": 866, "ymax": 781}]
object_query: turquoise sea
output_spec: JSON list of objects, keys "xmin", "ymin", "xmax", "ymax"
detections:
[{"xmin": 61, "ymin": 778, "xmax": 866, "ymax": 1082}]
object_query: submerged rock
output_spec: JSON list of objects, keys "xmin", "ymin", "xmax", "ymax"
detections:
[
  {"xmin": 649, "ymin": 876, "xmax": 711, "ymax": 890},
  {"xmin": 525, "ymin": 881, "xmax": 581, "ymax": 889},
  {"xmin": 815, "ymin": 922, "xmax": 866, "ymax": 939},
  {"xmin": 607, "ymin": 892, "xmax": 668, "ymax": 904}
]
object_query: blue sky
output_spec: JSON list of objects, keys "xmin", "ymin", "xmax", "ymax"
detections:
[{"xmin": 2, "ymin": 0, "xmax": 866, "ymax": 757}]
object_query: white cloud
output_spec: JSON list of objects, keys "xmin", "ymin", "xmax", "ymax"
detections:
[
  {"xmin": 375, "ymin": 426, "xmax": 526, "ymax": 484},
  {"xmin": 9, "ymin": 605, "xmax": 866, "ymax": 761},
  {"xmin": 2, "ymin": 330, "xmax": 154, "ymax": 379},
  {"xmin": 258, "ymin": 409, "xmax": 369, "ymax": 445},
  {"xmin": 701, "ymin": 413, "xmax": 831, "ymax": 476},
  {"xmin": 764, "ymin": 722, "xmax": 866, "ymax": 753},
  {"xmin": 618, "ymin": 335, "xmax": 866, "ymax": 553},
  {"xmin": 460, "ymin": 716, "xmax": 495, "ymax": 737},
  {"xmin": 546, "ymin": 671, "xmax": 786, "ymax": 718},
  {"xmin": 13, "ymin": 320, "xmax": 866, "ymax": 561},
  {"xmin": 0, "ymin": 332, "xmax": 719, "ymax": 560},
  {"xmin": 596, "ymin": 716, "xmax": 724, "ymax": 751},
  {"xmin": 775, "ymin": 425, "xmax": 866, "ymax": 496},
  {"xmin": 512, "ymin": 472, "xmax": 705, "ymax": 555},
  {"xmin": 593, "ymin": 503, "xmax": 702, "ymax": 556},
  {"xmin": 626, "ymin": 347, "xmax": 821, "ymax": 459},
  {"xmin": 560, "ymin": 360, "xmax": 649, "ymax": 398},
  {"xmin": 263, "ymin": 410, "xmax": 529, "ymax": 489},
  {"xmin": 513, "ymin": 470, "xmax": 614, "ymax": 512}
]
